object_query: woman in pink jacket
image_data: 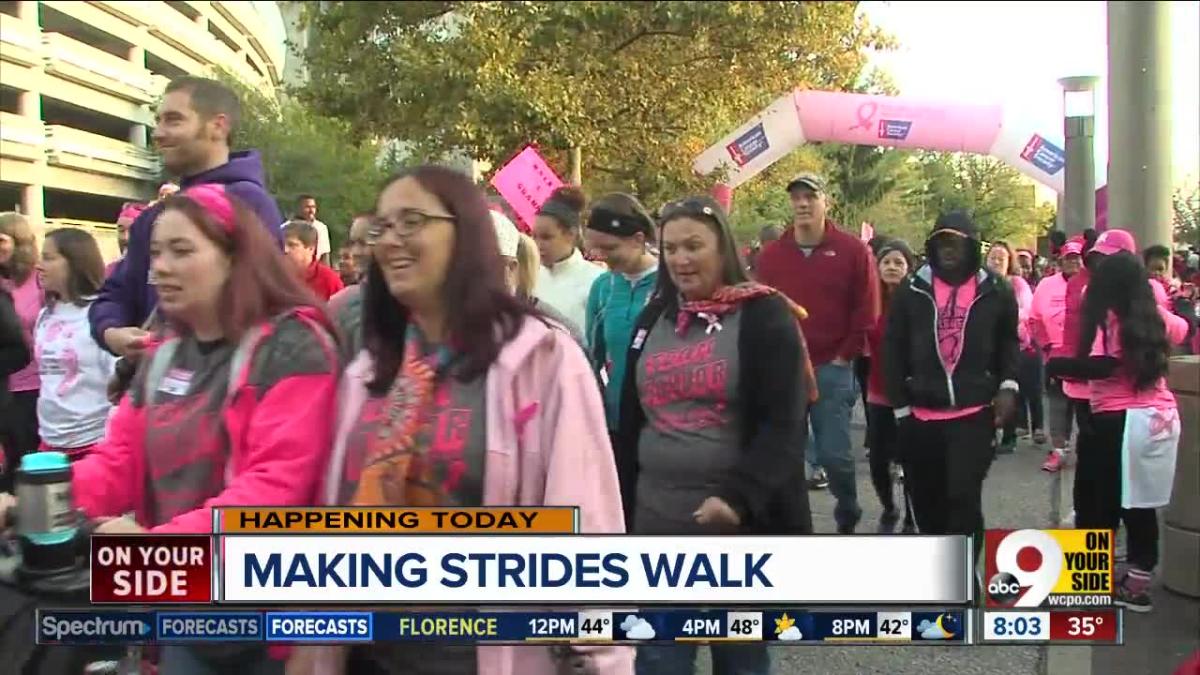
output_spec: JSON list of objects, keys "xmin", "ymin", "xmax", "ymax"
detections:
[
  {"xmin": 986, "ymin": 242, "xmax": 1039, "ymax": 454},
  {"xmin": 1, "ymin": 185, "xmax": 340, "ymax": 674},
  {"xmin": 1029, "ymin": 239, "xmax": 1084, "ymax": 472},
  {"xmin": 291, "ymin": 166, "xmax": 631, "ymax": 675}
]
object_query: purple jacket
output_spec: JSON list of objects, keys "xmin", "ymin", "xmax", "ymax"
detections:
[{"xmin": 89, "ymin": 150, "xmax": 284, "ymax": 351}]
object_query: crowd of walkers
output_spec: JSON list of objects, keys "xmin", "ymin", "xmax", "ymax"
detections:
[{"xmin": 0, "ymin": 75, "xmax": 1197, "ymax": 675}]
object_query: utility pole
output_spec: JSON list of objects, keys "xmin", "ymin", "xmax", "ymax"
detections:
[
  {"xmin": 1058, "ymin": 76, "xmax": 1099, "ymax": 237},
  {"xmin": 1108, "ymin": 1, "xmax": 1174, "ymax": 250}
]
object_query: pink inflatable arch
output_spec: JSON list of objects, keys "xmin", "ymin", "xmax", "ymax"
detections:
[{"xmin": 694, "ymin": 89, "xmax": 1105, "ymax": 222}]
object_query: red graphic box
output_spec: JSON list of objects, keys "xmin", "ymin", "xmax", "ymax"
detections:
[{"xmin": 91, "ymin": 534, "xmax": 212, "ymax": 603}]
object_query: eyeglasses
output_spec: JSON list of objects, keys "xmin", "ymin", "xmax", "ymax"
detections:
[{"xmin": 366, "ymin": 209, "xmax": 456, "ymax": 244}]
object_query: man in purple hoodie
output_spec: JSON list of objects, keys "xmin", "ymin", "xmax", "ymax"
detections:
[{"xmin": 90, "ymin": 76, "xmax": 283, "ymax": 356}]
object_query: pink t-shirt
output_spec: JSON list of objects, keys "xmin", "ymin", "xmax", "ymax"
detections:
[
  {"xmin": 1088, "ymin": 311, "xmax": 1179, "ymax": 413},
  {"xmin": 914, "ymin": 275, "xmax": 988, "ymax": 422},
  {"xmin": 1030, "ymin": 272, "xmax": 1069, "ymax": 355},
  {"xmin": 1067, "ymin": 280, "xmax": 1179, "ymax": 402},
  {"xmin": 7, "ymin": 272, "xmax": 42, "ymax": 392}
]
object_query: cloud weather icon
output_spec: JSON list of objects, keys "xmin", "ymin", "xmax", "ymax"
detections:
[
  {"xmin": 774, "ymin": 612, "xmax": 801, "ymax": 641},
  {"xmin": 917, "ymin": 615, "xmax": 956, "ymax": 640},
  {"xmin": 620, "ymin": 615, "xmax": 656, "ymax": 640},
  {"xmin": 777, "ymin": 626, "xmax": 803, "ymax": 641}
]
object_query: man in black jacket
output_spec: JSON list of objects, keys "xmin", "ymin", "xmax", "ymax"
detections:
[{"xmin": 883, "ymin": 211, "xmax": 1019, "ymax": 558}]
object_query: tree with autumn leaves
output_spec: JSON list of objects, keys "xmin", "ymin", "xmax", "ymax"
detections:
[
  {"xmin": 293, "ymin": 1, "xmax": 890, "ymax": 208},
  {"xmin": 290, "ymin": 1, "xmax": 1053, "ymax": 247}
]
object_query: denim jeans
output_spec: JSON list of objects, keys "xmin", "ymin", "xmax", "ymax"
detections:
[
  {"xmin": 636, "ymin": 643, "xmax": 770, "ymax": 675},
  {"xmin": 809, "ymin": 361, "xmax": 861, "ymax": 531}
]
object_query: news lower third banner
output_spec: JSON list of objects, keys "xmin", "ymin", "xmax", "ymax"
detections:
[
  {"xmin": 36, "ymin": 607, "xmax": 980, "ymax": 645},
  {"xmin": 213, "ymin": 507, "xmax": 579, "ymax": 534},
  {"xmin": 217, "ymin": 535, "xmax": 971, "ymax": 604}
]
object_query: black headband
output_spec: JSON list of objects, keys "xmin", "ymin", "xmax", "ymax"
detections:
[
  {"xmin": 586, "ymin": 207, "xmax": 651, "ymax": 238},
  {"xmin": 537, "ymin": 200, "xmax": 580, "ymax": 230}
]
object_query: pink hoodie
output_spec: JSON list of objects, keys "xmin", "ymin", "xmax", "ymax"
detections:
[
  {"xmin": 305, "ymin": 315, "xmax": 634, "ymax": 675},
  {"xmin": 71, "ymin": 307, "xmax": 339, "ymax": 533}
]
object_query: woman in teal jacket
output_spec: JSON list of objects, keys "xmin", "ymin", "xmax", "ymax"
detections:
[{"xmin": 585, "ymin": 193, "xmax": 659, "ymax": 433}]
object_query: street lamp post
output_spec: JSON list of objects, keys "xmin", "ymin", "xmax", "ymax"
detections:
[
  {"xmin": 1108, "ymin": 1, "xmax": 1174, "ymax": 251},
  {"xmin": 1058, "ymin": 76, "xmax": 1099, "ymax": 237}
]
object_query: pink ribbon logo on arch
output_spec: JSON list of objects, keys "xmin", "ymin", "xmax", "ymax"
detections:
[{"xmin": 850, "ymin": 102, "xmax": 878, "ymax": 132}]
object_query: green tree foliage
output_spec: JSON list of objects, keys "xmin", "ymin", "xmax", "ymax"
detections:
[
  {"xmin": 216, "ymin": 72, "xmax": 387, "ymax": 249},
  {"xmin": 906, "ymin": 152, "xmax": 1054, "ymax": 245},
  {"xmin": 821, "ymin": 144, "xmax": 911, "ymax": 234},
  {"xmin": 1173, "ymin": 184, "xmax": 1200, "ymax": 249},
  {"xmin": 725, "ymin": 145, "xmax": 826, "ymax": 243},
  {"xmin": 296, "ymin": 1, "xmax": 891, "ymax": 207}
]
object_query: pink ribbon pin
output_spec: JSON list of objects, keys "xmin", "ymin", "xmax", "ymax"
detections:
[{"xmin": 514, "ymin": 402, "xmax": 540, "ymax": 438}]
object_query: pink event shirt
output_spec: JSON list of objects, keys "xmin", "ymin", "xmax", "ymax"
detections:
[
  {"xmin": 1087, "ymin": 304, "xmax": 1188, "ymax": 413},
  {"xmin": 7, "ymin": 272, "xmax": 42, "ymax": 392},
  {"xmin": 914, "ymin": 275, "xmax": 988, "ymax": 422}
]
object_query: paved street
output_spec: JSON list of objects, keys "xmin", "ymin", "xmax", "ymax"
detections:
[{"xmin": 694, "ymin": 411, "xmax": 1200, "ymax": 675}]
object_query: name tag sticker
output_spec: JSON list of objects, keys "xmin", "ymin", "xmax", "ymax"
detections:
[{"xmin": 158, "ymin": 368, "xmax": 193, "ymax": 396}]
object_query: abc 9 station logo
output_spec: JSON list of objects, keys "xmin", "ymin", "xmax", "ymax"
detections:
[{"xmin": 987, "ymin": 530, "xmax": 1063, "ymax": 607}]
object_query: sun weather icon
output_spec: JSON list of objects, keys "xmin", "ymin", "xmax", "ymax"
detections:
[{"xmin": 774, "ymin": 613, "xmax": 803, "ymax": 641}]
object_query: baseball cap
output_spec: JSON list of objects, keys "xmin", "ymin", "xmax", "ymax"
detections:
[
  {"xmin": 786, "ymin": 173, "xmax": 826, "ymax": 194},
  {"xmin": 1091, "ymin": 229, "xmax": 1137, "ymax": 257},
  {"xmin": 491, "ymin": 211, "xmax": 520, "ymax": 258},
  {"xmin": 1060, "ymin": 240, "xmax": 1084, "ymax": 257}
]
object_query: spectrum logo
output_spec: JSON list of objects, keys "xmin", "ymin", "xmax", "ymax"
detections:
[{"xmin": 38, "ymin": 611, "xmax": 154, "ymax": 644}]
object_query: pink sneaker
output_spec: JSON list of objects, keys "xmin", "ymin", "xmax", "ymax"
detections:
[{"xmin": 1041, "ymin": 451, "xmax": 1063, "ymax": 473}]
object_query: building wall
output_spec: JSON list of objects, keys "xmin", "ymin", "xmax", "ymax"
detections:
[{"xmin": 0, "ymin": 0, "xmax": 287, "ymax": 260}]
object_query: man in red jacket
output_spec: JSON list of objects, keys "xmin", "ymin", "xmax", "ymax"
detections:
[
  {"xmin": 756, "ymin": 173, "xmax": 880, "ymax": 533},
  {"xmin": 283, "ymin": 220, "xmax": 343, "ymax": 301}
]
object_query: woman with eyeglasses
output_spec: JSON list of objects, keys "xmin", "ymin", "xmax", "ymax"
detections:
[
  {"xmin": 294, "ymin": 166, "xmax": 631, "ymax": 675},
  {"xmin": 614, "ymin": 195, "xmax": 815, "ymax": 675}
]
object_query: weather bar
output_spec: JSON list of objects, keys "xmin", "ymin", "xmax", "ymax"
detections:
[
  {"xmin": 36, "ymin": 608, "xmax": 969, "ymax": 644},
  {"xmin": 980, "ymin": 609, "xmax": 1122, "ymax": 644}
]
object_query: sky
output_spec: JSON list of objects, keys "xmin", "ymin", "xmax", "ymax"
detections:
[{"xmin": 858, "ymin": 1, "xmax": 1200, "ymax": 191}]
